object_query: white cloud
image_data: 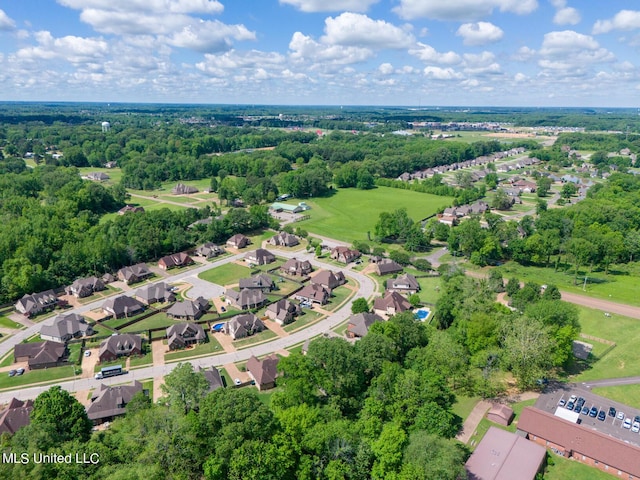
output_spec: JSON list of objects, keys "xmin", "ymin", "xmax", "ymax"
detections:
[
  {"xmin": 394, "ymin": 0, "xmax": 538, "ymax": 21},
  {"xmin": 423, "ymin": 66, "xmax": 463, "ymax": 80},
  {"xmin": 593, "ymin": 10, "xmax": 640, "ymax": 34},
  {"xmin": 15, "ymin": 31, "xmax": 109, "ymax": 64},
  {"xmin": 514, "ymin": 72, "xmax": 527, "ymax": 82},
  {"xmin": 196, "ymin": 49, "xmax": 285, "ymax": 77},
  {"xmin": 513, "ymin": 46, "xmax": 536, "ymax": 61},
  {"xmin": 321, "ymin": 13, "xmax": 415, "ymax": 49},
  {"xmin": 539, "ymin": 30, "xmax": 615, "ymax": 71},
  {"xmin": 553, "ymin": 7, "xmax": 580, "ymax": 25},
  {"xmin": 0, "ymin": 9, "xmax": 16, "ymax": 30},
  {"xmin": 279, "ymin": 0, "xmax": 379, "ymax": 12},
  {"xmin": 463, "ymin": 51, "xmax": 501, "ymax": 75},
  {"xmin": 378, "ymin": 63, "xmax": 394, "ymax": 74},
  {"xmin": 164, "ymin": 21, "xmax": 255, "ymax": 52},
  {"xmin": 289, "ymin": 31, "xmax": 373, "ymax": 65},
  {"xmin": 409, "ymin": 42, "xmax": 461, "ymax": 65},
  {"xmin": 58, "ymin": 0, "xmax": 224, "ymax": 14},
  {"xmin": 456, "ymin": 22, "xmax": 504, "ymax": 46}
]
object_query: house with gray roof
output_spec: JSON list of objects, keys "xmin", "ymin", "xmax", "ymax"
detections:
[
  {"xmin": 223, "ymin": 313, "xmax": 265, "ymax": 340},
  {"xmin": 386, "ymin": 274, "xmax": 420, "ymax": 295},
  {"xmin": 226, "ymin": 234, "xmax": 250, "ymax": 249},
  {"xmin": 135, "ymin": 282, "xmax": 175, "ymax": 305},
  {"xmin": 86, "ymin": 381, "xmax": 145, "ymax": 425},
  {"xmin": 14, "ymin": 341, "xmax": 67, "ymax": 369},
  {"xmin": 118, "ymin": 205, "xmax": 144, "ymax": 215},
  {"xmin": 102, "ymin": 295, "xmax": 145, "ymax": 319},
  {"xmin": 225, "ymin": 288, "xmax": 267, "ymax": 310},
  {"xmin": 40, "ymin": 313, "xmax": 94, "ymax": 343},
  {"xmin": 195, "ymin": 242, "xmax": 225, "ymax": 259},
  {"xmin": 268, "ymin": 231, "xmax": 300, "ymax": 247},
  {"xmin": 265, "ymin": 299, "xmax": 301, "ymax": 325},
  {"xmin": 15, "ymin": 290, "xmax": 57, "ymax": 317},
  {"xmin": 0, "ymin": 398, "xmax": 34, "ymax": 435},
  {"xmin": 238, "ymin": 273, "xmax": 275, "ymax": 292},
  {"xmin": 295, "ymin": 283, "xmax": 329, "ymax": 305},
  {"xmin": 98, "ymin": 334, "xmax": 142, "ymax": 363},
  {"xmin": 244, "ymin": 248, "xmax": 276, "ymax": 265},
  {"xmin": 117, "ymin": 263, "xmax": 153, "ymax": 284},
  {"xmin": 172, "ymin": 183, "xmax": 198, "ymax": 194},
  {"xmin": 166, "ymin": 297, "xmax": 209, "ymax": 321},
  {"xmin": 65, "ymin": 276, "xmax": 106, "ymax": 298},
  {"xmin": 200, "ymin": 367, "xmax": 224, "ymax": 392},
  {"xmin": 374, "ymin": 259, "xmax": 403, "ymax": 276},
  {"xmin": 311, "ymin": 270, "xmax": 345, "ymax": 291},
  {"xmin": 281, "ymin": 258, "xmax": 312, "ymax": 276},
  {"xmin": 347, "ymin": 313, "xmax": 383, "ymax": 338},
  {"xmin": 86, "ymin": 172, "xmax": 110, "ymax": 181},
  {"xmin": 247, "ymin": 354, "xmax": 279, "ymax": 391},
  {"xmin": 166, "ymin": 322, "xmax": 207, "ymax": 350}
]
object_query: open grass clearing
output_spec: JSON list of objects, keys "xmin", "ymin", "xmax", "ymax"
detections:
[
  {"xmin": 294, "ymin": 186, "xmax": 452, "ymax": 243},
  {"xmin": 164, "ymin": 335, "xmax": 224, "ymax": 362},
  {"xmin": 415, "ymin": 275, "xmax": 442, "ymax": 305},
  {"xmin": 451, "ymin": 395, "xmax": 482, "ymax": 422},
  {"xmin": 591, "ymin": 384, "xmax": 640, "ymax": 410},
  {"xmin": 256, "ymin": 387, "xmax": 280, "ymax": 407},
  {"xmin": 544, "ymin": 455, "xmax": 612, "ymax": 480},
  {"xmin": 0, "ymin": 351, "xmax": 15, "ymax": 368},
  {"xmin": 325, "ymin": 286, "xmax": 353, "ymax": 312},
  {"xmin": 129, "ymin": 352, "xmax": 153, "ymax": 368},
  {"xmin": 199, "ymin": 262, "xmax": 252, "ymax": 286},
  {"xmin": 0, "ymin": 365, "xmax": 77, "ymax": 391}
]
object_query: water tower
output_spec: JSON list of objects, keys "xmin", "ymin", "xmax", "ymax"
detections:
[{"xmin": 101, "ymin": 121, "xmax": 111, "ymax": 133}]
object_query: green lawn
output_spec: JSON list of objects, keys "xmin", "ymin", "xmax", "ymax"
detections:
[
  {"xmin": 219, "ymin": 368, "xmax": 232, "ymax": 388},
  {"xmin": 573, "ymin": 306, "xmax": 640, "ymax": 381},
  {"xmin": 129, "ymin": 352, "xmax": 153, "ymax": 369},
  {"xmin": 282, "ymin": 311, "xmax": 324, "ymax": 333},
  {"xmin": 164, "ymin": 335, "xmax": 224, "ymax": 362},
  {"xmin": 119, "ymin": 313, "xmax": 184, "ymax": 333},
  {"xmin": 199, "ymin": 262, "xmax": 252, "ymax": 286},
  {"xmin": 68, "ymin": 343, "xmax": 82, "ymax": 365},
  {"xmin": 293, "ymin": 187, "xmax": 453, "ymax": 243},
  {"xmin": 102, "ymin": 311, "xmax": 153, "ymax": 330},
  {"xmin": 77, "ymin": 166, "xmax": 123, "ymax": 184},
  {"xmin": 591, "ymin": 384, "xmax": 640, "ymax": 409},
  {"xmin": 256, "ymin": 388, "xmax": 280, "ymax": 406},
  {"xmin": 544, "ymin": 455, "xmax": 612, "ymax": 480},
  {"xmin": 0, "ymin": 316, "xmax": 22, "ymax": 329},
  {"xmin": 451, "ymin": 395, "xmax": 481, "ymax": 422},
  {"xmin": 415, "ymin": 276, "xmax": 442, "ymax": 304},
  {"xmin": 234, "ymin": 329, "xmax": 277, "ymax": 349},
  {"xmin": 326, "ymin": 286, "xmax": 353, "ymax": 312},
  {"xmin": 498, "ymin": 260, "xmax": 640, "ymax": 307},
  {"xmin": 0, "ymin": 351, "xmax": 15, "ymax": 368},
  {"xmin": 0, "ymin": 365, "xmax": 77, "ymax": 391}
]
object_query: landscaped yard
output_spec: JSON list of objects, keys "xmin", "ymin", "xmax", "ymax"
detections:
[
  {"xmin": 0, "ymin": 315, "xmax": 22, "ymax": 329},
  {"xmin": 129, "ymin": 352, "xmax": 153, "ymax": 368},
  {"xmin": 544, "ymin": 455, "xmax": 612, "ymax": 480},
  {"xmin": 234, "ymin": 329, "xmax": 277, "ymax": 349},
  {"xmin": 164, "ymin": 335, "xmax": 224, "ymax": 362},
  {"xmin": 293, "ymin": 187, "xmax": 453, "ymax": 243},
  {"xmin": 199, "ymin": 262, "xmax": 252, "ymax": 286},
  {"xmin": 325, "ymin": 286, "xmax": 353, "ymax": 311},
  {"xmin": 451, "ymin": 395, "xmax": 481, "ymax": 422},
  {"xmin": 414, "ymin": 275, "xmax": 442, "ymax": 305},
  {"xmin": 0, "ymin": 365, "xmax": 77, "ymax": 391},
  {"xmin": 102, "ymin": 311, "xmax": 154, "ymax": 330},
  {"xmin": 282, "ymin": 310, "xmax": 324, "ymax": 333},
  {"xmin": 119, "ymin": 313, "xmax": 184, "ymax": 333}
]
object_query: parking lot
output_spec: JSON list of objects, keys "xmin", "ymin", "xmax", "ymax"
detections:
[{"xmin": 535, "ymin": 383, "xmax": 640, "ymax": 447}]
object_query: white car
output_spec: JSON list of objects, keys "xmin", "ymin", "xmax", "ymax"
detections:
[
  {"xmin": 632, "ymin": 422, "xmax": 640, "ymax": 433},
  {"xmin": 617, "ymin": 411, "xmax": 625, "ymax": 421},
  {"xmin": 234, "ymin": 378, "xmax": 241, "ymax": 386},
  {"xmin": 84, "ymin": 350, "xmax": 91, "ymax": 357},
  {"xmin": 568, "ymin": 395, "xmax": 577, "ymax": 404},
  {"xmin": 623, "ymin": 418, "xmax": 632, "ymax": 429}
]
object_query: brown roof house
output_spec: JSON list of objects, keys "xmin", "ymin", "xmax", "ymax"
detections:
[
  {"xmin": 195, "ymin": 242, "xmax": 225, "ymax": 259},
  {"xmin": 98, "ymin": 334, "xmax": 143, "ymax": 363},
  {"xmin": 223, "ymin": 313, "xmax": 265, "ymax": 340},
  {"xmin": 135, "ymin": 282, "xmax": 176, "ymax": 305},
  {"xmin": 65, "ymin": 276, "xmax": 106, "ymax": 298},
  {"xmin": 238, "ymin": 273, "xmax": 275, "ymax": 292},
  {"xmin": 225, "ymin": 288, "xmax": 267, "ymax": 310},
  {"xmin": 373, "ymin": 291, "xmax": 412, "ymax": 318},
  {"xmin": 172, "ymin": 183, "xmax": 198, "ymax": 195},
  {"xmin": 166, "ymin": 297, "xmax": 209, "ymax": 321},
  {"xmin": 487, "ymin": 404, "xmax": 514, "ymax": 426},
  {"xmin": 118, "ymin": 205, "xmax": 144, "ymax": 215},
  {"xmin": 331, "ymin": 246, "xmax": 361, "ymax": 264},
  {"xmin": 40, "ymin": 313, "xmax": 94, "ymax": 343},
  {"xmin": 269, "ymin": 231, "xmax": 300, "ymax": 247},
  {"xmin": 226, "ymin": 234, "xmax": 250, "ymax": 249},
  {"xmin": 244, "ymin": 248, "xmax": 276, "ymax": 266},
  {"xmin": 15, "ymin": 290, "xmax": 57, "ymax": 317},
  {"xmin": 102, "ymin": 295, "xmax": 145, "ymax": 319},
  {"xmin": 86, "ymin": 172, "xmax": 110, "ymax": 181},
  {"xmin": 346, "ymin": 313, "xmax": 383, "ymax": 338},
  {"xmin": 247, "ymin": 354, "xmax": 279, "ymax": 391},
  {"xmin": 295, "ymin": 284, "xmax": 330, "ymax": 305},
  {"xmin": 86, "ymin": 381, "xmax": 145, "ymax": 424},
  {"xmin": 265, "ymin": 299, "xmax": 301, "ymax": 325},
  {"xmin": 117, "ymin": 263, "xmax": 153, "ymax": 284},
  {"xmin": 0, "ymin": 398, "xmax": 34, "ymax": 435},
  {"xmin": 374, "ymin": 259, "xmax": 403, "ymax": 276},
  {"xmin": 311, "ymin": 270, "xmax": 346, "ymax": 291},
  {"xmin": 517, "ymin": 406, "xmax": 640, "ymax": 479},
  {"xmin": 158, "ymin": 252, "xmax": 194, "ymax": 270},
  {"xmin": 14, "ymin": 341, "xmax": 67, "ymax": 370},
  {"xmin": 166, "ymin": 323, "xmax": 207, "ymax": 350},
  {"xmin": 386, "ymin": 274, "xmax": 420, "ymax": 295},
  {"xmin": 465, "ymin": 426, "xmax": 546, "ymax": 480},
  {"xmin": 281, "ymin": 258, "xmax": 312, "ymax": 277}
]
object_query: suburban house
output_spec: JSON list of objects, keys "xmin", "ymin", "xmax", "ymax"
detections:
[
  {"xmin": 269, "ymin": 202, "xmax": 309, "ymax": 214},
  {"xmin": 166, "ymin": 297, "xmax": 209, "ymax": 321},
  {"xmin": 295, "ymin": 283, "xmax": 330, "ymax": 305},
  {"xmin": 244, "ymin": 248, "xmax": 276, "ymax": 266},
  {"xmin": 172, "ymin": 183, "xmax": 198, "ymax": 194},
  {"xmin": 86, "ymin": 381, "xmax": 145, "ymax": 425},
  {"xmin": 65, "ymin": 276, "xmax": 106, "ymax": 298},
  {"xmin": 117, "ymin": 205, "xmax": 144, "ymax": 215},
  {"xmin": 331, "ymin": 246, "xmax": 361, "ymax": 264},
  {"xmin": 117, "ymin": 263, "xmax": 153, "ymax": 285},
  {"xmin": 40, "ymin": 313, "xmax": 94, "ymax": 343},
  {"xmin": 226, "ymin": 234, "xmax": 250, "ymax": 249},
  {"xmin": 311, "ymin": 270, "xmax": 346, "ymax": 291},
  {"xmin": 238, "ymin": 273, "xmax": 275, "ymax": 292},
  {"xmin": 511, "ymin": 179, "xmax": 537, "ymax": 193},
  {"xmin": 281, "ymin": 258, "xmax": 312, "ymax": 277},
  {"xmin": 373, "ymin": 291, "xmax": 412, "ymax": 318},
  {"xmin": 158, "ymin": 252, "xmax": 194, "ymax": 270},
  {"xmin": 386, "ymin": 274, "xmax": 421, "ymax": 295},
  {"xmin": 102, "ymin": 295, "xmax": 145, "ymax": 319},
  {"xmin": 0, "ymin": 398, "xmax": 34, "ymax": 435},
  {"xmin": 346, "ymin": 313, "xmax": 383, "ymax": 338},
  {"xmin": 247, "ymin": 354, "xmax": 280, "ymax": 391},
  {"xmin": 269, "ymin": 231, "xmax": 300, "ymax": 247},
  {"xmin": 225, "ymin": 288, "xmax": 267, "ymax": 310},
  {"xmin": 223, "ymin": 313, "xmax": 265, "ymax": 340},
  {"xmin": 195, "ymin": 242, "xmax": 225, "ymax": 259},
  {"xmin": 166, "ymin": 322, "xmax": 207, "ymax": 350},
  {"xmin": 200, "ymin": 366, "xmax": 224, "ymax": 392},
  {"xmin": 98, "ymin": 334, "xmax": 143, "ymax": 363},
  {"xmin": 135, "ymin": 282, "xmax": 175, "ymax": 305},
  {"xmin": 15, "ymin": 290, "xmax": 58, "ymax": 317},
  {"xmin": 374, "ymin": 259, "xmax": 403, "ymax": 276},
  {"xmin": 465, "ymin": 426, "xmax": 546, "ymax": 480},
  {"xmin": 86, "ymin": 172, "xmax": 110, "ymax": 181},
  {"xmin": 517, "ymin": 406, "xmax": 640, "ymax": 479},
  {"xmin": 14, "ymin": 341, "xmax": 67, "ymax": 369},
  {"xmin": 265, "ymin": 299, "xmax": 301, "ymax": 325},
  {"xmin": 487, "ymin": 404, "xmax": 514, "ymax": 426},
  {"xmin": 102, "ymin": 273, "xmax": 116, "ymax": 284}
]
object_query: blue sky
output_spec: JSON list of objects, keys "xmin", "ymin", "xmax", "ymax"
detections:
[{"xmin": 1, "ymin": 1, "xmax": 640, "ymax": 107}]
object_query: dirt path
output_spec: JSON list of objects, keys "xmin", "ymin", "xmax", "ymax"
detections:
[
  {"xmin": 153, "ymin": 376, "xmax": 165, "ymax": 403},
  {"xmin": 128, "ymin": 193, "xmax": 200, "ymax": 210},
  {"xmin": 456, "ymin": 400, "xmax": 492, "ymax": 445},
  {"xmin": 74, "ymin": 389, "xmax": 93, "ymax": 407}
]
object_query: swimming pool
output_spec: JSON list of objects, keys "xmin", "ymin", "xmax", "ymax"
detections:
[{"xmin": 414, "ymin": 308, "xmax": 431, "ymax": 321}]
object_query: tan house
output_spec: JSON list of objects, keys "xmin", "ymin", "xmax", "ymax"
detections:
[
  {"xmin": 158, "ymin": 252, "xmax": 194, "ymax": 270},
  {"xmin": 373, "ymin": 291, "xmax": 412, "ymax": 318},
  {"xmin": 330, "ymin": 246, "xmax": 361, "ymax": 264},
  {"xmin": 247, "ymin": 354, "xmax": 279, "ymax": 391}
]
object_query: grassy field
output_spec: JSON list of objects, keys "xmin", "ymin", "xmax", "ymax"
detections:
[
  {"xmin": 451, "ymin": 395, "xmax": 481, "ymax": 421},
  {"xmin": 544, "ymin": 455, "xmax": 612, "ymax": 480},
  {"xmin": 326, "ymin": 286, "xmax": 353, "ymax": 311},
  {"xmin": 234, "ymin": 329, "xmax": 277, "ymax": 349},
  {"xmin": 119, "ymin": 313, "xmax": 184, "ymax": 333},
  {"xmin": 0, "ymin": 365, "xmax": 77, "ymax": 391},
  {"xmin": 497, "ymin": 261, "xmax": 640, "ymax": 307},
  {"xmin": 199, "ymin": 262, "xmax": 252, "ymax": 286},
  {"xmin": 129, "ymin": 352, "xmax": 153, "ymax": 368},
  {"xmin": 592, "ymin": 384, "xmax": 640, "ymax": 409},
  {"xmin": 293, "ymin": 187, "xmax": 452, "ymax": 243},
  {"xmin": 282, "ymin": 310, "xmax": 324, "ymax": 333},
  {"xmin": 573, "ymin": 306, "xmax": 640, "ymax": 381},
  {"xmin": 414, "ymin": 275, "xmax": 442, "ymax": 305}
]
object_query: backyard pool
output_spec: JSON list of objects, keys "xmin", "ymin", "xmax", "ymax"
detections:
[
  {"xmin": 211, "ymin": 323, "xmax": 225, "ymax": 332},
  {"xmin": 414, "ymin": 308, "xmax": 431, "ymax": 321}
]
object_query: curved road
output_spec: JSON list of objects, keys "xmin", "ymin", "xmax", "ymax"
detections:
[{"xmin": 0, "ymin": 247, "xmax": 375, "ymax": 404}]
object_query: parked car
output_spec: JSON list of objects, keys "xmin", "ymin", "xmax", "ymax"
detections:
[
  {"xmin": 589, "ymin": 407, "xmax": 598, "ymax": 417},
  {"xmin": 598, "ymin": 410, "xmax": 606, "ymax": 421},
  {"xmin": 566, "ymin": 401, "xmax": 575, "ymax": 410},
  {"xmin": 581, "ymin": 406, "xmax": 589, "ymax": 415},
  {"xmin": 634, "ymin": 415, "xmax": 640, "ymax": 423},
  {"xmin": 569, "ymin": 395, "xmax": 577, "ymax": 404},
  {"xmin": 234, "ymin": 378, "xmax": 241, "ymax": 386},
  {"xmin": 617, "ymin": 411, "xmax": 625, "ymax": 421},
  {"xmin": 558, "ymin": 399, "xmax": 566, "ymax": 407},
  {"xmin": 7, "ymin": 370, "xmax": 16, "ymax": 377},
  {"xmin": 15, "ymin": 368, "xmax": 24, "ymax": 376},
  {"xmin": 632, "ymin": 422, "xmax": 640, "ymax": 433},
  {"xmin": 84, "ymin": 350, "xmax": 91, "ymax": 357},
  {"xmin": 623, "ymin": 418, "xmax": 632, "ymax": 429},
  {"xmin": 609, "ymin": 407, "xmax": 617, "ymax": 417}
]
